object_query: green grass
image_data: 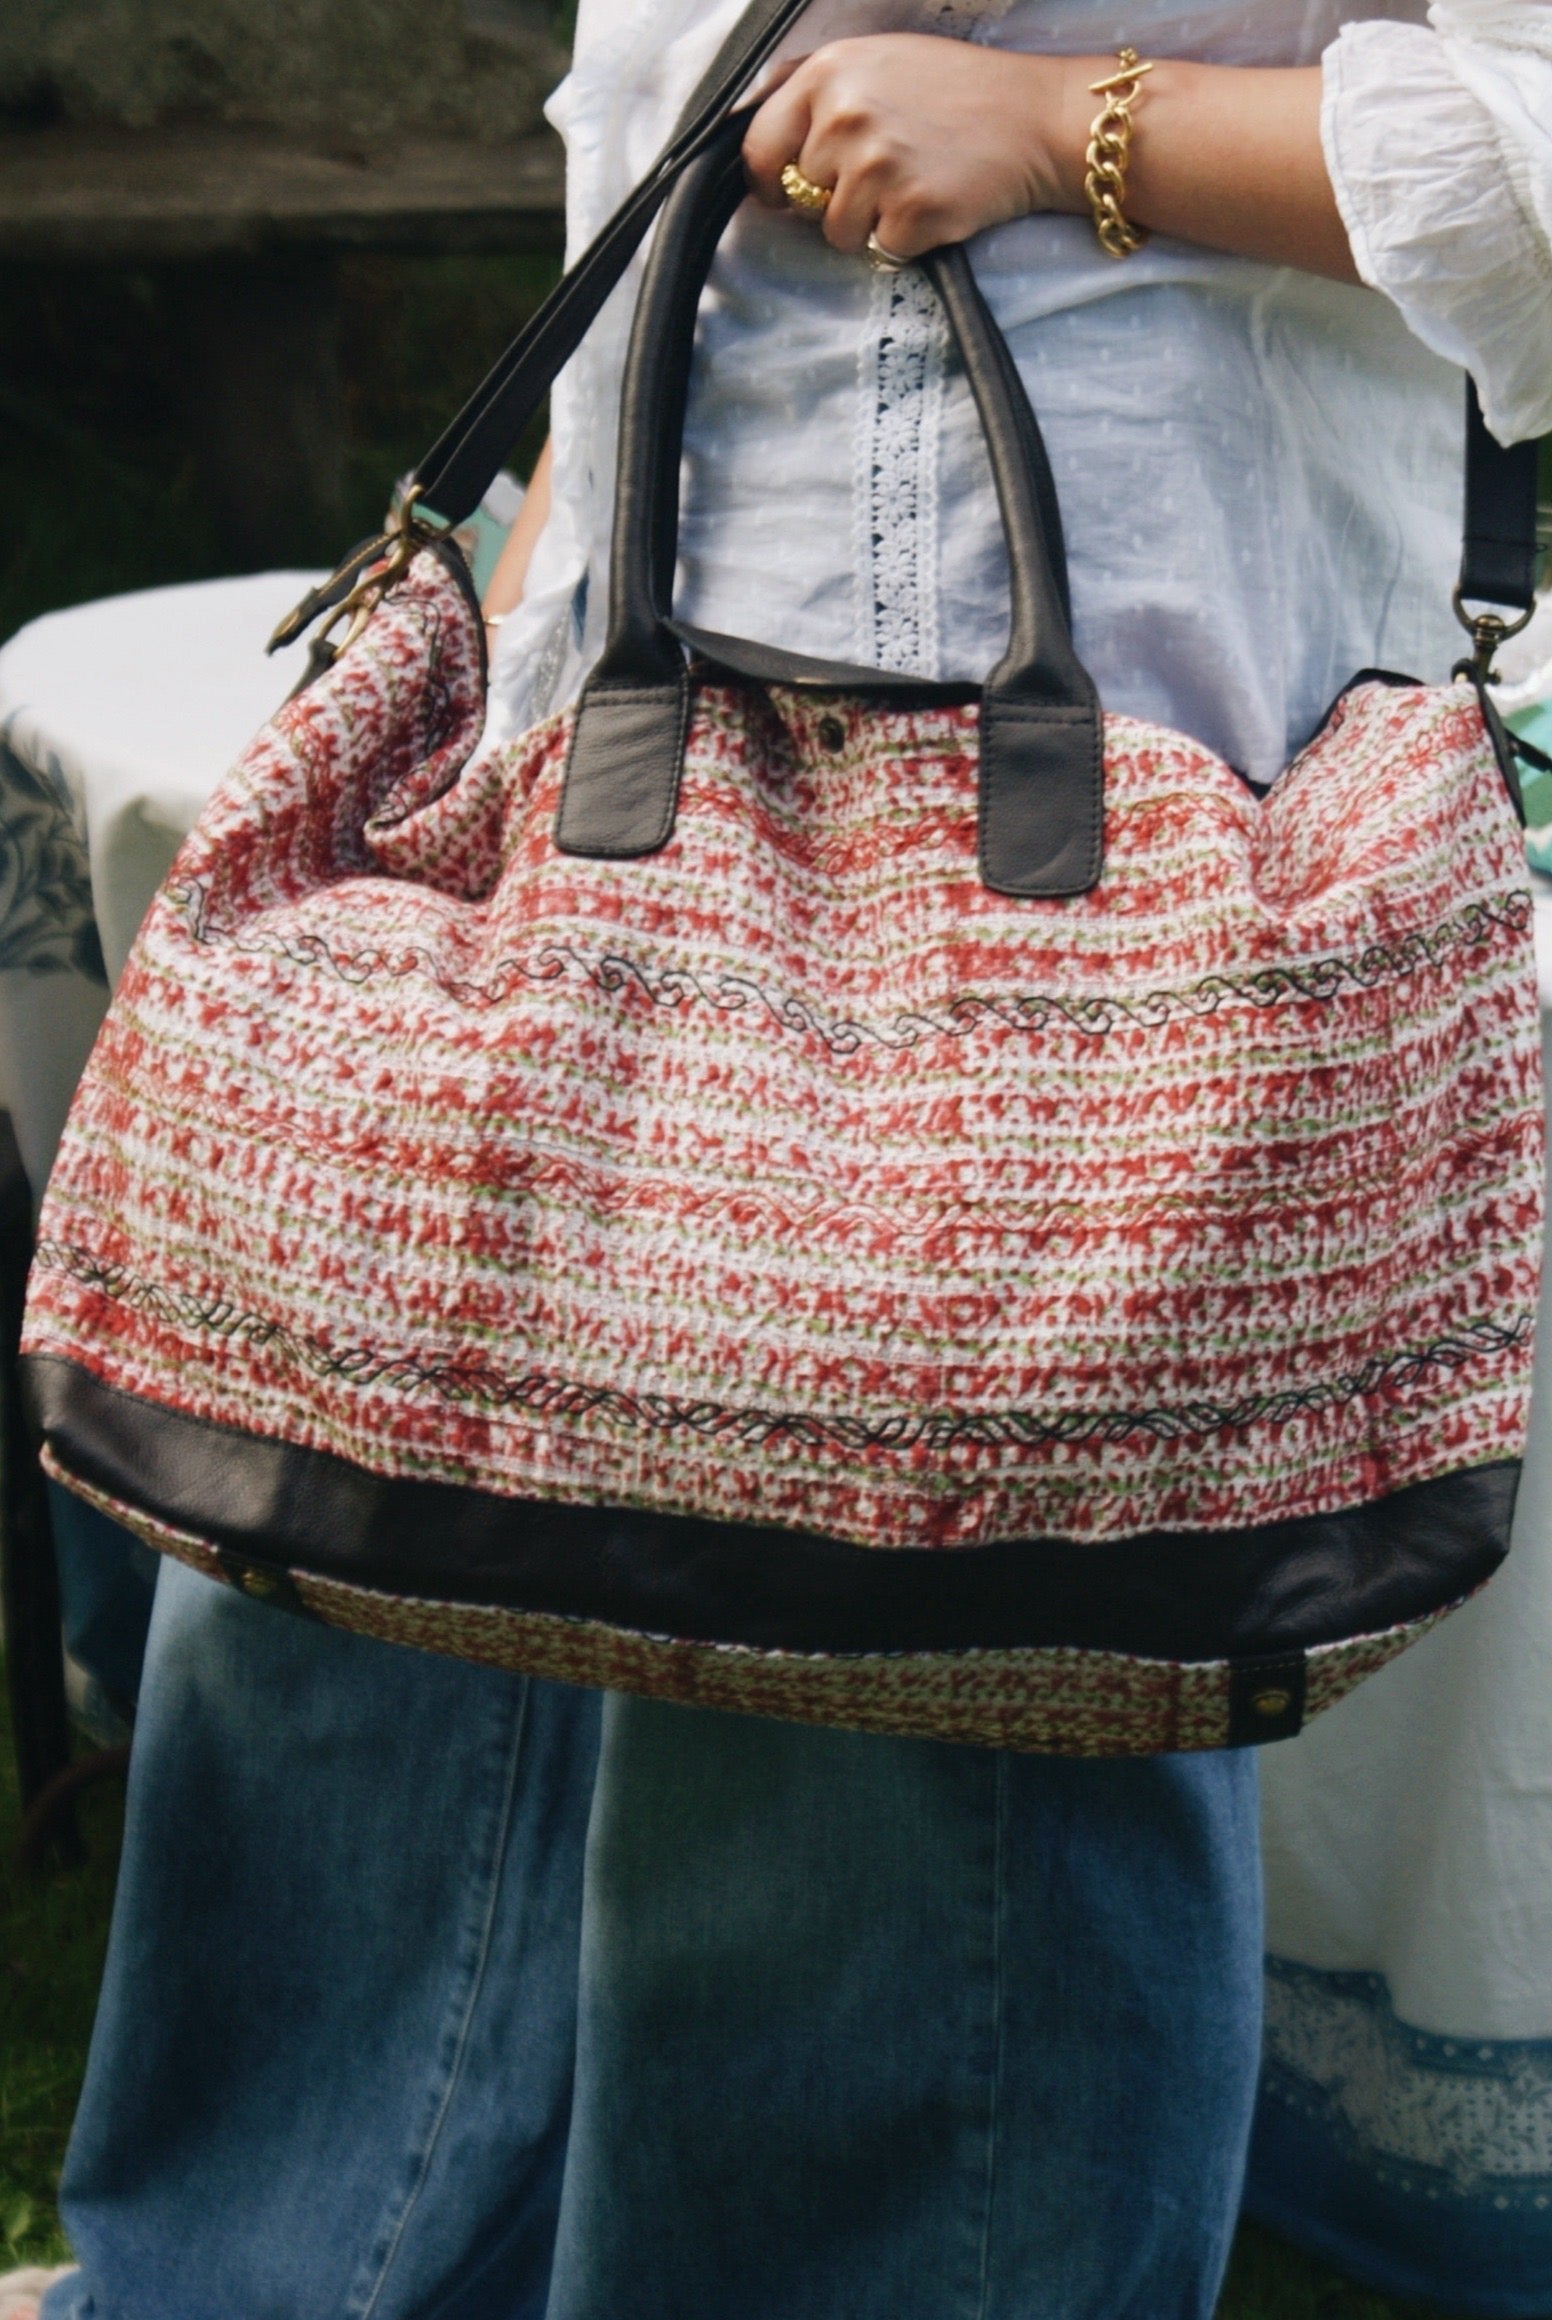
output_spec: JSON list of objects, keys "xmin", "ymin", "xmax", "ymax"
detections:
[
  {"xmin": 1221, "ymin": 2221, "xmax": 1463, "ymax": 2320},
  {"xmin": 0, "ymin": 1677, "xmax": 124, "ymax": 2272}
]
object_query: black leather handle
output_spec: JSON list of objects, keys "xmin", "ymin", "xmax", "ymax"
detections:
[
  {"xmin": 594, "ymin": 131, "xmax": 751, "ymax": 696},
  {"xmin": 410, "ymin": 0, "xmax": 813, "ymax": 529},
  {"xmin": 924, "ymin": 246, "xmax": 1102, "ymax": 892},
  {"xmin": 548, "ymin": 133, "xmax": 746, "ymax": 864},
  {"xmin": 557, "ymin": 117, "xmax": 1105, "ymax": 899}
]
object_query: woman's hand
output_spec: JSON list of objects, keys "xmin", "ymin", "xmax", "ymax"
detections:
[
  {"xmin": 743, "ymin": 36, "xmax": 1088, "ymax": 259},
  {"xmin": 743, "ymin": 36, "xmax": 1361, "ymax": 283}
]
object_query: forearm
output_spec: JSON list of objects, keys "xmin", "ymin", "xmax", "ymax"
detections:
[
  {"xmin": 483, "ymin": 436, "xmax": 554, "ymax": 621},
  {"xmin": 1058, "ymin": 60, "xmax": 1360, "ymax": 284},
  {"xmin": 745, "ymin": 38, "xmax": 1360, "ymax": 283}
]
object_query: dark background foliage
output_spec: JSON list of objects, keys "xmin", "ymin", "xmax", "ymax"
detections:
[{"xmin": 0, "ymin": 250, "xmax": 559, "ymax": 640}]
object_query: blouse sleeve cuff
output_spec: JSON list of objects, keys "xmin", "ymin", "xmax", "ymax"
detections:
[{"xmin": 1320, "ymin": 17, "xmax": 1552, "ymax": 444}]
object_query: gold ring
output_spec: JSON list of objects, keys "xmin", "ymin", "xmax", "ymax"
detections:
[
  {"xmin": 866, "ymin": 228, "xmax": 911, "ymax": 273},
  {"xmin": 780, "ymin": 161, "xmax": 832, "ymax": 216}
]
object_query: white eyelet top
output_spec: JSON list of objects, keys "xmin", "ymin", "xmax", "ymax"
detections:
[{"xmin": 484, "ymin": 0, "xmax": 1552, "ymax": 785}]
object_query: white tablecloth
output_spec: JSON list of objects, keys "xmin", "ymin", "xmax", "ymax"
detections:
[
  {"xmin": 1248, "ymin": 1023, "xmax": 1552, "ymax": 2313},
  {"xmin": 0, "ymin": 571, "xmax": 321, "ymax": 1194}
]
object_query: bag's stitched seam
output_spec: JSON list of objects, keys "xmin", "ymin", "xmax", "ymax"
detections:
[
  {"xmin": 28, "ymin": 1250, "xmax": 1538, "ymax": 1445},
  {"xmin": 159, "ymin": 884, "xmax": 1535, "ymax": 1034}
]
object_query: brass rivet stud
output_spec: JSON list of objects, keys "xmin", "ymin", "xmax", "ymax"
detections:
[
  {"xmin": 818, "ymin": 714, "xmax": 846, "ymax": 752},
  {"xmin": 239, "ymin": 1566, "xmax": 281, "ymax": 1599},
  {"xmin": 1252, "ymin": 1686, "xmax": 1292, "ymax": 1718}
]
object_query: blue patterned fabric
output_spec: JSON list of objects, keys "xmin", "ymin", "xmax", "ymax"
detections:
[
  {"xmin": 1247, "ymin": 1957, "xmax": 1552, "ymax": 2317},
  {"xmin": 0, "ymin": 733, "xmax": 106, "ymax": 983}
]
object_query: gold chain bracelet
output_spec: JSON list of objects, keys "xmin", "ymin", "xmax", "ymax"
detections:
[{"xmin": 1084, "ymin": 47, "xmax": 1155, "ymax": 259}]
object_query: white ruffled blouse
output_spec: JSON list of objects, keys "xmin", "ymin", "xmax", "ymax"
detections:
[{"xmin": 485, "ymin": 0, "xmax": 1552, "ymax": 786}]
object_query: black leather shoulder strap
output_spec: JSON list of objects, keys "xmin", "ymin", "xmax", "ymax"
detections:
[
  {"xmin": 1461, "ymin": 375, "xmax": 1541, "ymax": 614},
  {"xmin": 410, "ymin": 0, "xmax": 813, "ymax": 528}
]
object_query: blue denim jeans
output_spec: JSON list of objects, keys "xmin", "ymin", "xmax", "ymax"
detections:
[
  {"xmin": 45, "ymin": 1560, "xmax": 1263, "ymax": 2320},
  {"xmin": 49, "ymin": 1487, "xmax": 157, "ymax": 1728}
]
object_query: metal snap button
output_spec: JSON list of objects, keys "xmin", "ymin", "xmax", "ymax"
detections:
[
  {"xmin": 238, "ymin": 1565, "xmax": 281, "ymax": 1599},
  {"xmin": 1252, "ymin": 1687, "xmax": 1292, "ymax": 1719},
  {"xmin": 817, "ymin": 714, "xmax": 846, "ymax": 752}
]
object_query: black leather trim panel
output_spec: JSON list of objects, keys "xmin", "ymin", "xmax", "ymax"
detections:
[
  {"xmin": 26, "ymin": 1355, "xmax": 1514, "ymax": 1664},
  {"xmin": 556, "ymin": 678, "xmax": 691, "ymax": 856},
  {"xmin": 670, "ymin": 623, "xmax": 977, "ymax": 700}
]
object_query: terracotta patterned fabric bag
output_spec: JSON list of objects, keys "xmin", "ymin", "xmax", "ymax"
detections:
[{"xmin": 21, "ymin": 106, "xmax": 1546, "ymax": 1756}]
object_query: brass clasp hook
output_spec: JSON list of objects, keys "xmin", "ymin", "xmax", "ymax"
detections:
[
  {"xmin": 1452, "ymin": 584, "xmax": 1534, "ymax": 685},
  {"xmin": 315, "ymin": 486, "xmax": 440, "ymax": 660},
  {"xmin": 267, "ymin": 486, "xmax": 441, "ymax": 666}
]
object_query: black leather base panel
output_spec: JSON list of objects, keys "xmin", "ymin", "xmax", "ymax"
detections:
[{"xmin": 26, "ymin": 1355, "xmax": 1515, "ymax": 1662}]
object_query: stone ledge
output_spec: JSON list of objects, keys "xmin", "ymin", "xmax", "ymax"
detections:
[{"xmin": 0, "ymin": 124, "xmax": 566, "ymax": 262}]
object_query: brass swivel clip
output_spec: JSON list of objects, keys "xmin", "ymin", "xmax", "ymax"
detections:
[
  {"xmin": 266, "ymin": 485, "xmax": 440, "ymax": 664},
  {"xmin": 1452, "ymin": 584, "xmax": 1533, "ymax": 686},
  {"xmin": 319, "ymin": 486, "xmax": 439, "ymax": 660}
]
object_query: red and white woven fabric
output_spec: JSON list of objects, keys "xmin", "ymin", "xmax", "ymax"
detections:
[{"xmin": 22, "ymin": 553, "xmax": 1544, "ymax": 1751}]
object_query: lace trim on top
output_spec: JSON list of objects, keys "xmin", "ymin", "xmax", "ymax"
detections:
[
  {"xmin": 847, "ymin": 0, "xmax": 1010, "ymax": 676},
  {"xmin": 853, "ymin": 262, "xmax": 948, "ymax": 678}
]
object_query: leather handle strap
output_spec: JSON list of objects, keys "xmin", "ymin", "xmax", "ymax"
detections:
[
  {"xmin": 924, "ymin": 245, "xmax": 1102, "ymax": 895},
  {"xmin": 547, "ymin": 139, "xmax": 752, "ymax": 862},
  {"xmin": 409, "ymin": 0, "xmax": 813, "ymax": 530},
  {"xmin": 588, "ymin": 131, "xmax": 750, "ymax": 695},
  {"xmin": 558, "ymin": 118, "xmax": 1104, "ymax": 898},
  {"xmin": 1461, "ymin": 376, "xmax": 1541, "ymax": 615}
]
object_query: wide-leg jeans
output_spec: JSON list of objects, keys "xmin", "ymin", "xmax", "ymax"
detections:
[{"xmin": 44, "ymin": 1558, "xmax": 1264, "ymax": 2320}]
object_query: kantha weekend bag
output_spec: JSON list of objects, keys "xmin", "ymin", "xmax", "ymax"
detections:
[{"xmin": 21, "ymin": 18, "xmax": 1548, "ymax": 1754}]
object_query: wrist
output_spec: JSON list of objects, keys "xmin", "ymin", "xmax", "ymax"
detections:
[
  {"xmin": 1043, "ymin": 54, "xmax": 1105, "ymax": 215},
  {"xmin": 1035, "ymin": 52, "xmax": 1192, "ymax": 231}
]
